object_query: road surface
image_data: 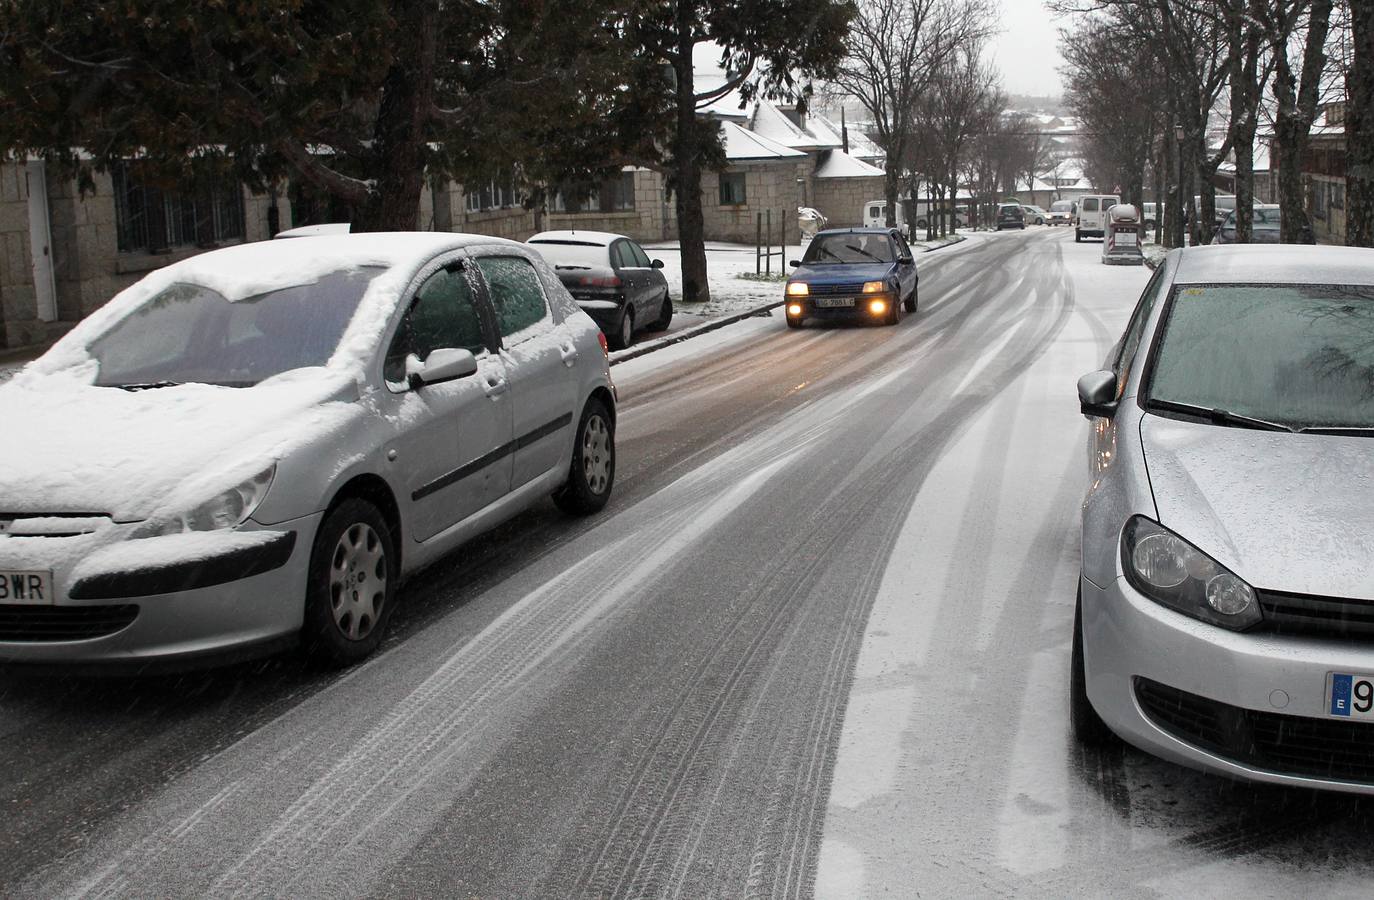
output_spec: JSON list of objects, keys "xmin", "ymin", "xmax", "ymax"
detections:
[{"xmin": 4, "ymin": 229, "xmax": 1372, "ymax": 899}]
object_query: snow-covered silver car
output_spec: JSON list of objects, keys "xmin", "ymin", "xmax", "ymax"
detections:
[
  {"xmin": 1072, "ymin": 245, "xmax": 1374, "ymax": 793},
  {"xmin": 0, "ymin": 234, "xmax": 616, "ymax": 668}
]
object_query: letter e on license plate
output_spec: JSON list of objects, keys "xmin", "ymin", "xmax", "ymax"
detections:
[{"xmin": 0, "ymin": 570, "xmax": 54, "ymax": 604}]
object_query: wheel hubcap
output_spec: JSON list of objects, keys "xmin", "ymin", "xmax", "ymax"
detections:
[
  {"xmin": 621, "ymin": 314, "xmax": 632, "ymax": 345},
  {"xmin": 329, "ymin": 522, "xmax": 387, "ymax": 641},
  {"xmin": 582, "ymin": 415, "xmax": 611, "ymax": 495}
]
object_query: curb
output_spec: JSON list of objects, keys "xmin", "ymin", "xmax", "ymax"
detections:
[
  {"xmin": 609, "ymin": 300, "xmax": 784, "ymax": 366},
  {"xmin": 914, "ymin": 234, "xmax": 967, "ymax": 252}
]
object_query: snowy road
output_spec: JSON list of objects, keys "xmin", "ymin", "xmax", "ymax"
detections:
[{"xmin": 5, "ymin": 229, "xmax": 1373, "ymax": 898}]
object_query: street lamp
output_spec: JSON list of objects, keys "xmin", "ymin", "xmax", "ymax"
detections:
[{"xmin": 1174, "ymin": 125, "xmax": 1186, "ymax": 247}]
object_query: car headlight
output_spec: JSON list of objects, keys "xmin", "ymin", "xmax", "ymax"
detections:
[
  {"xmin": 1121, "ymin": 516, "xmax": 1260, "ymax": 630},
  {"xmin": 786, "ymin": 282, "xmax": 809, "ymax": 297},
  {"xmin": 144, "ymin": 466, "xmax": 277, "ymax": 535},
  {"xmin": 862, "ymin": 281, "xmax": 887, "ymax": 294}
]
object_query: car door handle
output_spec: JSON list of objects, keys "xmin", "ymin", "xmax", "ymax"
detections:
[
  {"xmin": 484, "ymin": 376, "xmax": 508, "ymax": 398},
  {"xmin": 560, "ymin": 343, "xmax": 579, "ymax": 367}
]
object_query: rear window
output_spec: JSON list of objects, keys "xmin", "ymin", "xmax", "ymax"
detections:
[
  {"xmin": 1083, "ymin": 198, "xmax": 1099, "ymax": 212},
  {"xmin": 527, "ymin": 241, "xmax": 610, "ymax": 269}
]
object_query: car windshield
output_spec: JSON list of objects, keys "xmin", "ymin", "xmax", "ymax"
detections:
[
  {"xmin": 1147, "ymin": 283, "xmax": 1374, "ymax": 430},
  {"xmin": 1223, "ymin": 208, "xmax": 1281, "ymax": 229},
  {"xmin": 88, "ymin": 267, "xmax": 383, "ymax": 388},
  {"xmin": 1050, "ymin": 201, "xmax": 1073, "ymax": 211},
  {"xmin": 527, "ymin": 240, "xmax": 611, "ymax": 268},
  {"xmin": 803, "ymin": 233, "xmax": 894, "ymax": 264}
]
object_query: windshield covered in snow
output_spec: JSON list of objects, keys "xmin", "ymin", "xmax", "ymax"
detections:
[
  {"xmin": 802, "ymin": 233, "xmax": 896, "ymax": 264},
  {"xmin": 88, "ymin": 267, "xmax": 385, "ymax": 388},
  {"xmin": 1146, "ymin": 284, "xmax": 1374, "ymax": 430}
]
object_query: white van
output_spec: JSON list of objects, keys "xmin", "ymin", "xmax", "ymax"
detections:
[
  {"xmin": 1074, "ymin": 194, "xmax": 1120, "ymax": 242},
  {"xmin": 863, "ymin": 199, "xmax": 966, "ymax": 236}
]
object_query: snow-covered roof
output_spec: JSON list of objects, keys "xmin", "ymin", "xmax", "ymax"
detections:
[
  {"xmin": 720, "ymin": 121, "xmax": 807, "ymax": 161},
  {"xmin": 528, "ymin": 230, "xmax": 623, "ymax": 246},
  {"xmin": 814, "ymin": 150, "xmax": 884, "ymax": 178},
  {"xmin": 695, "ymin": 70, "xmax": 750, "ymax": 121},
  {"xmin": 748, "ymin": 100, "xmax": 842, "ymax": 151}
]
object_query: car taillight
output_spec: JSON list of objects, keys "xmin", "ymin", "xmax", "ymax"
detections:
[
  {"xmin": 580, "ymin": 275, "xmax": 622, "ymax": 287},
  {"xmin": 598, "ymin": 332, "xmax": 609, "ymax": 355}
]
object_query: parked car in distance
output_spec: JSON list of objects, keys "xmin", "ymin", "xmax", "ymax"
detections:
[
  {"xmin": 527, "ymin": 231, "xmax": 670, "ymax": 350},
  {"xmin": 1142, "ymin": 202, "xmax": 1160, "ymax": 229},
  {"xmin": 1212, "ymin": 204, "xmax": 1282, "ymax": 244},
  {"xmin": 1074, "ymin": 194, "xmax": 1121, "ymax": 242},
  {"xmin": 996, "ymin": 203, "xmax": 1027, "ymax": 230},
  {"xmin": 1021, "ymin": 205, "xmax": 1048, "ymax": 225},
  {"xmin": 1046, "ymin": 200, "xmax": 1075, "ymax": 226},
  {"xmin": 0, "ymin": 234, "xmax": 617, "ymax": 669},
  {"xmin": 275, "ymin": 223, "xmax": 351, "ymax": 238},
  {"xmin": 784, "ymin": 227, "xmax": 918, "ymax": 328},
  {"xmin": 1073, "ymin": 244, "xmax": 1374, "ymax": 795}
]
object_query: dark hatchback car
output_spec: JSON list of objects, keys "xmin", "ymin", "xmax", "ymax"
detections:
[
  {"xmin": 527, "ymin": 230, "xmax": 671, "ymax": 348},
  {"xmin": 997, "ymin": 203, "xmax": 1026, "ymax": 230},
  {"xmin": 784, "ymin": 228, "xmax": 918, "ymax": 328}
]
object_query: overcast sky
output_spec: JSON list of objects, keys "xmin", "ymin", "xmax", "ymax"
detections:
[{"xmin": 986, "ymin": 0, "xmax": 1068, "ymax": 99}]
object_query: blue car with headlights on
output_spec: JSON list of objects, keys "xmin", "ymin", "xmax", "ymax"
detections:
[{"xmin": 784, "ymin": 227, "xmax": 918, "ymax": 328}]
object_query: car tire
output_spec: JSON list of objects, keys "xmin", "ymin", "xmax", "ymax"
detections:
[
  {"xmin": 301, "ymin": 497, "xmax": 397, "ymax": 668},
  {"xmin": 553, "ymin": 397, "xmax": 615, "ymax": 516},
  {"xmin": 785, "ymin": 312, "xmax": 803, "ymax": 329},
  {"xmin": 1070, "ymin": 585, "xmax": 1118, "ymax": 746},
  {"xmin": 651, "ymin": 293, "xmax": 673, "ymax": 331},
  {"xmin": 1075, "ymin": 229, "xmax": 1082, "ymax": 243},
  {"xmin": 609, "ymin": 307, "xmax": 634, "ymax": 350},
  {"xmin": 903, "ymin": 285, "xmax": 917, "ymax": 313}
]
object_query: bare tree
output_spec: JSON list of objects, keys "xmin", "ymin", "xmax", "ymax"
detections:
[
  {"xmin": 1347, "ymin": 0, "xmax": 1374, "ymax": 246},
  {"xmin": 832, "ymin": 0, "xmax": 996, "ymax": 227}
]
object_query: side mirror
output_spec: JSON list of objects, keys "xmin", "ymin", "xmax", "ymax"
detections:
[
  {"xmin": 789, "ymin": 259, "xmax": 801, "ymax": 267},
  {"xmin": 1077, "ymin": 370, "xmax": 1118, "ymax": 418},
  {"xmin": 898, "ymin": 255, "xmax": 914, "ymax": 265},
  {"xmin": 651, "ymin": 259, "xmax": 665, "ymax": 269},
  {"xmin": 408, "ymin": 347, "xmax": 478, "ymax": 389}
]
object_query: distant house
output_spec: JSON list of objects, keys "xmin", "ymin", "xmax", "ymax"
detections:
[{"xmin": 1260, "ymin": 101, "xmax": 1346, "ymax": 243}]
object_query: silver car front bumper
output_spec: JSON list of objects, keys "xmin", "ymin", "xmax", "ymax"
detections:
[
  {"xmin": 1083, "ymin": 573, "xmax": 1374, "ymax": 795},
  {"xmin": 0, "ymin": 513, "xmax": 320, "ymax": 666}
]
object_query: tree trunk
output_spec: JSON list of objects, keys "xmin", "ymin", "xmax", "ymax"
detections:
[
  {"xmin": 1348, "ymin": 0, "xmax": 1374, "ymax": 247},
  {"xmin": 671, "ymin": 2, "xmax": 709, "ymax": 302},
  {"xmin": 1271, "ymin": 0, "xmax": 1332, "ymax": 244},
  {"xmin": 353, "ymin": 0, "xmax": 436, "ymax": 231},
  {"xmin": 884, "ymin": 168, "xmax": 901, "ymax": 229}
]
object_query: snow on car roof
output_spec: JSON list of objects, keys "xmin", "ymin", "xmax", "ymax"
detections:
[
  {"xmin": 1173, "ymin": 245, "xmax": 1374, "ymax": 286},
  {"xmin": 527, "ymin": 230, "xmax": 627, "ymax": 246}
]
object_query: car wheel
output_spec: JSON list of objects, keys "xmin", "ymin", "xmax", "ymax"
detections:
[
  {"xmin": 785, "ymin": 312, "xmax": 803, "ymax": 329},
  {"xmin": 651, "ymin": 293, "xmax": 673, "ymax": 331},
  {"xmin": 612, "ymin": 307, "xmax": 635, "ymax": 350},
  {"xmin": 302, "ymin": 497, "xmax": 396, "ymax": 667},
  {"xmin": 1075, "ymin": 229, "xmax": 1082, "ymax": 243},
  {"xmin": 1071, "ymin": 584, "xmax": 1118, "ymax": 746},
  {"xmin": 903, "ymin": 285, "xmax": 917, "ymax": 313},
  {"xmin": 553, "ymin": 397, "xmax": 615, "ymax": 516}
]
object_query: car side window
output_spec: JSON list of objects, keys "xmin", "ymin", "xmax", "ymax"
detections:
[
  {"xmin": 475, "ymin": 255, "xmax": 549, "ymax": 339},
  {"xmin": 1084, "ymin": 198, "xmax": 1098, "ymax": 212},
  {"xmin": 384, "ymin": 266, "xmax": 486, "ymax": 385},
  {"xmin": 1113, "ymin": 266, "xmax": 1168, "ymax": 395},
  {"xmin": 894, "ymin": 233, "xmax": 912, "ymax": 258},
  {"xmin": 612, "ymin": 242, "xmax": 637, "ymax": 269},
  {"xmin": 629, "ymin": 242, "xmax": 652, "ymax": 268}
]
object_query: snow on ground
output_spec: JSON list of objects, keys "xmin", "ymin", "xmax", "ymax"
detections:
[{"xmin": 0, "ymin": 362, "xmax": 19, "ymax": 386}]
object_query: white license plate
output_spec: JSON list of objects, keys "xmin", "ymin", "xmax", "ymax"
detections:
[
  {"xmin": 1116, "ymin": 232, "xmax": 1138, "ymax": 246},
  {"xmin": 0, "ymin": 570, "xmax": 54, "ymax": 605},
  {"xmin": 814, "ymin": 297, "xmax": 854, "ymax": 309},
  {"xmin": 1328, "ymin": 672, "xmax": 1374, "ymax": 719}
]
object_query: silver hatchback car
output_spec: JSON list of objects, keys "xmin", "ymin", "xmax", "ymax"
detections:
[
  {"xmin": 1073, "ymin": 245, "xmax": 1374, "ymax": 793},
  {"xmin": 0, "ymin": 233, "xmax": 616, "ymax": 668}
]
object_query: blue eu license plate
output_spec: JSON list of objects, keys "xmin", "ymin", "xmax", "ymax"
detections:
[{"xmin": 1328, "ymin": 672, "xmax": 1374, "ymax": 719}]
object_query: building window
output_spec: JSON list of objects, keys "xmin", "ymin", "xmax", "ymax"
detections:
[
  {"xmin": 112, "ymin": 162, "xmax": 245, "ymax": 255},
  {"xmin": 551, "ymin": 172, "xmax": 636, "ymax": 213},
  {"xmin": 1312, "ymin": 179, "xmax": 1328, "ymax": 219},
  {"xmin": 466, "ymin": 176, "xmax": 520, "ymax": 213},
  {"xmin": 719, "ymin": 172, "xmax": 747, "ymax": 205},
  {"xmin": 1331, "ymin": 181, "xmax": 1344, "ymax": 210}
]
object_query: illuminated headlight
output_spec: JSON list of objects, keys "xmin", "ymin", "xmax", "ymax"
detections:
[
  {"xmin": 149, "ymin": 466, "xmax": 277, "ymax": 535},
  {"xmin": 786, "ymin": 282, "xmax": 809, "ymax": 297},
  {"xmin": 1121, "ymin": 517, "xmax": 1260, "ymax": 630},
  {"xmin": 862, "ymin": 281, "xmax": 887, "ymax": 294},
  {"xmin": 868, "ymin": 299, "xmax": 887, "ymax": 315},
  {"xmin": 786, "ymin": 303, "xmax": 803, "ymax": 316}
]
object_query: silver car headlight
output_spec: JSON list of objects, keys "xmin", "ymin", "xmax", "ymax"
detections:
[
  {"xmin": 145, "ymin": 466, "xmax": 277, "ymax": 535},
  {"xmin": 1121, "ymin": 516, "xmax": 1261, "ymax": 631}
]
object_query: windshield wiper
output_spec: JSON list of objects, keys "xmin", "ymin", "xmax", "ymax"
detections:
[
  {"xmin": 111, "ymin": 381, "xmax": 182, "ymax": 391},
  {"xmin": 1148, "ymin": 398, "xmax": 1294, "ymax": 432},
  {"xmin": 1300, "ymin": 425, "xmax": 1374, "ymax": 437},
  {"xmin": 844, "ymin": 244, "xmax": 884, "ymax": 263}
]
